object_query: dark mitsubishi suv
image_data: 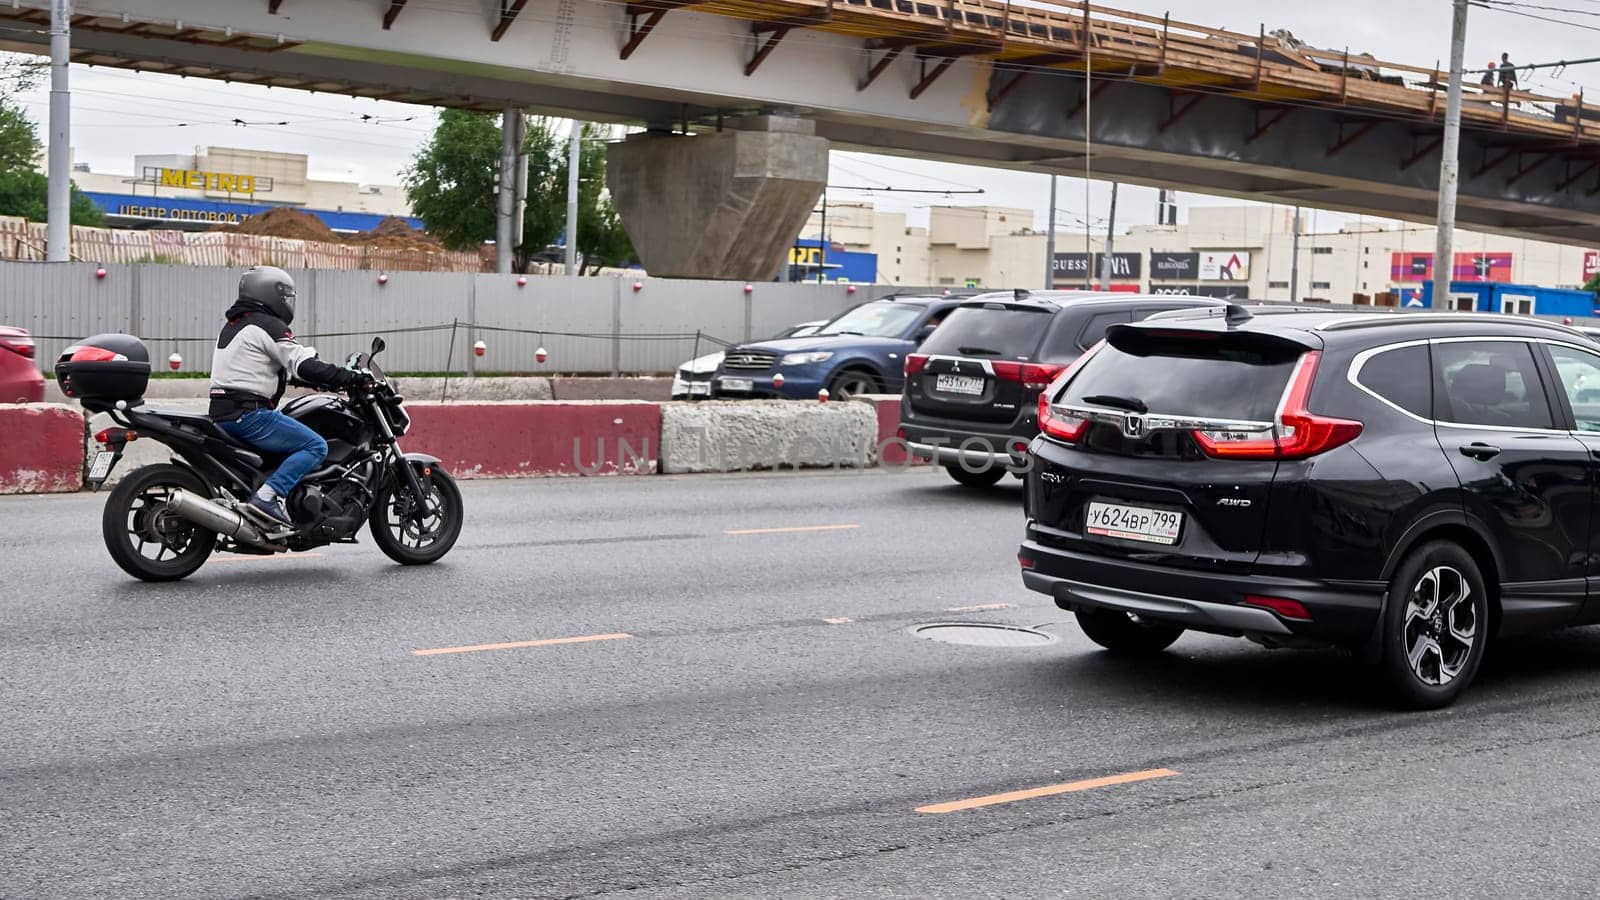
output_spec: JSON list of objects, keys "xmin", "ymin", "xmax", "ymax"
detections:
[
  {"xmin": 1021, "ymin": 305, "xmax": 1600, "ymax": 708},
  {"xmin": 900, "ymin": 291, "xmax": 1223, "ymax": 488}
]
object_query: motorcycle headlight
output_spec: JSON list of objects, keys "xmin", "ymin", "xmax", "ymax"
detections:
[{"xmin": 779, "ymin": 351, "xmax": 834, "ymax": 366}]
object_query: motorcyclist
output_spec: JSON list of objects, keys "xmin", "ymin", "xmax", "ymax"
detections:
[{"xmin": 209, "ymin": 265, "xmax": 367, "ymax": 527}]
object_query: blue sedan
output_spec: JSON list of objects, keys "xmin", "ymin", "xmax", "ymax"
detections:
[{"xmin": 711, "ymin": 294, "xmax": 967, "ymax": 400}]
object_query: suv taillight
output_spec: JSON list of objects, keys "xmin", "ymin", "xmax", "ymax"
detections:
[
  {"xmin": 1192, "ymin": 351, "xmax": 1363, "ymax": 460},
  {"xmin": 994, "ymin": 361, "xmax": 1067, "ymax": 389},
  {"xmin": 1035, "ymin": 346, "xmax": 1100, "ymax": 444},
  {"xmin": 1039, "ymin": 393, "xmax": 1090, "ymax": 442},
  {"xmin": 905, "ymin": 354, "xmax": 929, "ymax": 376},
  {"xmin": 0, "ymin": 335, "xmax": 35, "ymax": 359}
]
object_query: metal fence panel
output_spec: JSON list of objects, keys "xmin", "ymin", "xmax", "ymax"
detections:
[
  {"xmin": 0, "ymin": 263, "xmax": 945, "ymax": 376},
  {"xmin": 308, "ymin": 269, "xmax": 472, "ymax": 373},
  {"xmin": 747, "ymin": 282, "xmax": 862, "ymax": 340},
  {"xmin": 616, "ymin": 278, "xmax": 750, "ymax": 374},
  {"xmin": 0, "ymin": 261, "xmax": 133, "ymax": 369},
  {"xmin": 134, "ymin": 264, "xmax": 271, "ymax": 374},
  {"xmin": 470, "ymin": 275, "xmax": 617, "ymax": 373}
]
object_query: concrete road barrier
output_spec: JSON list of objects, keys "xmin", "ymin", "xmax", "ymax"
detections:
[
  {"xmin": 550, "ymin": 377, "xmax": 672, "ymax": 402},
  {"xmin": 404, "ymin": 401, "xmax": 661, "ymax": 478},
  {"xmin": 389, "ymin": 376, "xmax": 555, "ymax": 403},
  {"xmin": 659, "ymin": 400, "xmax": 878, "ymax": 474},
  {"xmin": 854, "ymin": 394, "xmax": 909, "ymax": 466},
  {"xmin": 0, "ymin": 404, "xmax": 85, "ymax": 494}
]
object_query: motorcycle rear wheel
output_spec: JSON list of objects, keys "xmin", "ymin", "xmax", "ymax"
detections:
[
  {"xmin": 369, "ymin": 467, "xmax": 463, "ymax": 565},
  {"xmin": 102, "ymin": 464, "xmax": 215, "ymax": 582}
]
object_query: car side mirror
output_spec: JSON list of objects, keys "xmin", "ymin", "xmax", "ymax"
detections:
[
  {"xmin": 915, "ymin": 324, "xmax": 938, "ymax": 343},
  {"xmin": 371, "ymin": 336, "xmax": 386, "ymax": 356}
]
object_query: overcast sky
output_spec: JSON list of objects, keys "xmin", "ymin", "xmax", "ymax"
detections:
[{"xmin": 13, "ymin": 0, "xmax": 1596, "ymax": 237}]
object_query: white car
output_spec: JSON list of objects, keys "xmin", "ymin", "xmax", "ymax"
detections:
[{"xmin": 673, "ymin": 320, "xmax": 826, "ymax": 399}]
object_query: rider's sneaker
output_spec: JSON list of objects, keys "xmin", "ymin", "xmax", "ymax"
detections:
[{"xmin": 245, "ymin": 493, "xmax": 293, "ymax": 527}]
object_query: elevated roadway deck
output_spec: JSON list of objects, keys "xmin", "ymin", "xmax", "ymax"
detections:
[{"xmin": 4, "ymin": 0, "xmax": 1599, "ymax": 246}]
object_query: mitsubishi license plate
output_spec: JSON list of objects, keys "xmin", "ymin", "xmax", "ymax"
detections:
[
  {"xmin": 1085, "ymin": 501, "xmax": 1183, "ymax": 545},
  {"xmin": 935, "ymin": 374, "xmax": 985, "ymax": 396}
]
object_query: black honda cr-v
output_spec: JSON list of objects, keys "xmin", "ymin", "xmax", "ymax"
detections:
[
  {"xmin": 900, "ymin": 291, "xmax": 1223, "ymax": 488},
  {"xmin": 1020, "ymin": 305, "xmax": 1600, "ymax": 708}
]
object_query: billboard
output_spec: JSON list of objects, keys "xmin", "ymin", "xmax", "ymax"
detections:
[
  {"xmin": 1149, "ymin": 252, "xmax": 1199, "ymax": 280},
  {"xmin": 1389, "ymin": 251, "xmax": 1514, "ymax": 283},
  {"xmin": 83, "ymin": 191, "xmax": 422, "ymax": 232},
  {"xmin": 1052, "ymin": 252, "xmax": 1140, "ymax": 285},
  {"xmin": 1151, "ymin": 285, "xmax": 1250, "ymax": 300},
  {"xmin": 1586, "ymin": 250, "xmax": 1600, "ymax": 282},
  {"xmin": 1199, "ymin": 251, "xmax": 1250, "ymax": 281},
  {"xmin": 789, "ymin": 238, "xmax": 877, "ymax": 283}
]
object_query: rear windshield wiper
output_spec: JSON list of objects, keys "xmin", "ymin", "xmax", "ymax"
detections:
[
  {"xmin": 1081, "ymin": 394, "xmax": 1148, "ymax": 413},
  {"xmin": 957, "ymin": 346, "xmax": 1004, "ymax": 356}
]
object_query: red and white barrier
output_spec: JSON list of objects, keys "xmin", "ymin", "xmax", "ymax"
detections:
[
  {"xmin": 402, "ymin": 401, "xmax": 662, "ymax": 478},
  {"xmin": 0, "ymin": 404, "xmax": 85, "ymax": 494}
]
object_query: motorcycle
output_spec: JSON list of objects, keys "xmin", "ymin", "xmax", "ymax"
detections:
[{"xmin": 56, "ymin": 334, "xmax": 464, "ymax": 582}]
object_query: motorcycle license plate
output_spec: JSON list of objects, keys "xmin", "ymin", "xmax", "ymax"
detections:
[
  {"xmin": 87, "ymin": 450, "xmax": 118, "ymax": 486},
  {"xmin": 1085, "ymin": 501, "xmax": 1183, "ymax": 545}
]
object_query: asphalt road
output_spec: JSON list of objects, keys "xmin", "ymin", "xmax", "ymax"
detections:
[{"xmin": 7, "ymin": 468, "xmax": 1600, "ymax": 898}]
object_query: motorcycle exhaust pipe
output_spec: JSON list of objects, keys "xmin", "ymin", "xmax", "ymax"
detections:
[{"xmin": 165, "ymin": 488, "xmax": 282, "ymax": 551}]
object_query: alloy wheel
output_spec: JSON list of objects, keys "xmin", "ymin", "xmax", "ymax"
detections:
[{"xmin": 1402, "ymin": 566, "xmax": 1477, "ymax": 686}]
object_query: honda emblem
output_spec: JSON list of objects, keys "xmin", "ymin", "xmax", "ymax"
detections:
[{"xmin": 1123, "ymin": 415, "xmax": 1144, "ymax": 438}]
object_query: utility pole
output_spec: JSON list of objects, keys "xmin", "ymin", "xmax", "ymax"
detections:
[
  {"xmin": 564, "ymin": 119, "xmax": 580, "ymax": 275},
  {"xmin": 1289, "ymin": 206, "xmax": 1303, "ymax": 303},
  {"xmin": 496, "ymin": 108, "xmax": 517, "ymax": 274},
  {"xmin": 46, "ymin": 0, "xmax": 71, "ymax": 262},
  {"xmin": 1099, "ymin": 182, "xmax": 1119, "ymax": 290},
  {"xmin": 818, "ymin": 187, "xmax": 828, "ymax": 283},
  {"xmin": 1045, "ymin": 175, "xmax": 1058, "ymax": 289},
  {"xmin": 512, "ymin": 114, "xmax": 528, "ymax": 254},
  {"xmin": 1434, "ymin": 0, "xmax": 1470, "ymax": 307}
]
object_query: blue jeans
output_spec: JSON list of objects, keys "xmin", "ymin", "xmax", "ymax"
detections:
[{"xmin": 219, "ymin": 409, "xmax": 328, "ymax": 498}]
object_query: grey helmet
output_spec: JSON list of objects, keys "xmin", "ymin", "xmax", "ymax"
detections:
[{"xmin": 238, "ymin": 265, "xmax": 297, "ymax": 324}]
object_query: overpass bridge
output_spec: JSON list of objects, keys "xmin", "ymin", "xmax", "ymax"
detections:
[{"xmin": 4, "ymin": 0, "xmax": 1598, "ymax": 279}]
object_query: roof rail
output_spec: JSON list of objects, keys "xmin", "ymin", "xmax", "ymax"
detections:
[{"xmin": 1315, "ymin": 313, "xmax": 1586, "ymax": 335}]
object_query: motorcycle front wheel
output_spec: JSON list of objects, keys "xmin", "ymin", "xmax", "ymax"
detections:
[
  {"xmin": 368, "ymin": 466, "xmax": 464, "ymax": 565},
  {"xmin": 102, "ymin": 464, "xmax": 215, "ymax": 582}
]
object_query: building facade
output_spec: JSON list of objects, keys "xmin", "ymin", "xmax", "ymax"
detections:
[
  {"xmin": 802, "ymin": 202, "xmax": 1600, "ymax": 303},
  {"xmin": 71, "ymin": 146, "xmax": 418, "ymax": 232}
]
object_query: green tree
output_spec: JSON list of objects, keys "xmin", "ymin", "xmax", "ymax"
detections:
[
  {"xmin": 0, "ymin": 53, "xmax": 101, "ymax": 227},
  {"xmin": 0, "ymin": 169, "xmax": 105, "ymax": 225},
  {"xmin": 404, "ymin": 112, "xmax": 631, "ymax": 272},
  {"xmin": 1585, "ymin": 272, "xmax": 1600, "ymax": 296}
]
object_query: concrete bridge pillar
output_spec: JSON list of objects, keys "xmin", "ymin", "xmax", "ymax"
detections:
[{"xmin": 606, "ymin": 116, "xmax": 827, "ymax": 281}]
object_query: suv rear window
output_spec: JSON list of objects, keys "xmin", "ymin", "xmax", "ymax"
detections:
[
  {"xmin": 919, "ymin": 306, "xmax": 1051, "ymax": 359},
  {"xmin": 1061, "ymin": 339, "xmax": 1300, "ymax": 422}
]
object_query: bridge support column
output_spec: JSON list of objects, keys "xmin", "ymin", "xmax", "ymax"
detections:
[{"xmin": 606, "ymin": 116, "xmax": 827, "ymax": 281}]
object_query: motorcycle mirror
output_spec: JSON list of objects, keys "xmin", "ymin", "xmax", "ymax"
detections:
[{"xmin": 371, "ymin": 336, "xmax": 386, "ymax": 356}]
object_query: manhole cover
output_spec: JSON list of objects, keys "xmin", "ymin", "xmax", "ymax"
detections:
[{"xmin": 912, "ymin": 622, "xmax": 1057, "ymax": 648}]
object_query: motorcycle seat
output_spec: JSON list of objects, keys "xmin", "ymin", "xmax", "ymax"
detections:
[{"xmin": 133, "ymin": 407, "xmax": 264, "ymax": 457}]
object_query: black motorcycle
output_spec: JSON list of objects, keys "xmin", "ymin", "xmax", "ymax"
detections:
[{"xmin": 56, "ymin": 334, "xmax": 464, "ymax": 582}]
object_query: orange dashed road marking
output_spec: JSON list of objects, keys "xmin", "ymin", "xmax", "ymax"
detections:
[
  {"xmin": 412, "ymin": 633, "xmax": 633, "ymax": 657},
  {"xmin": 915, "ymin": 768, "xmax": 1180, "ymax": 815},
  {"xmin": 724, "ymin": 524, "xmax": 860, "ymax": 536}
]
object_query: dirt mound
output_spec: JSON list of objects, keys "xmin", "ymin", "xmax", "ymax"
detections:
[
  {"xmin": 362, "ymin": 216, "xmax": 441, "ymax": 245},
  {"xmin": 217, "ymin": 209, "xmax": 444, "ymax": 253},
  {"xmin": 227, "ymin": 206, "xmax": 339, "ymax": 242}
]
